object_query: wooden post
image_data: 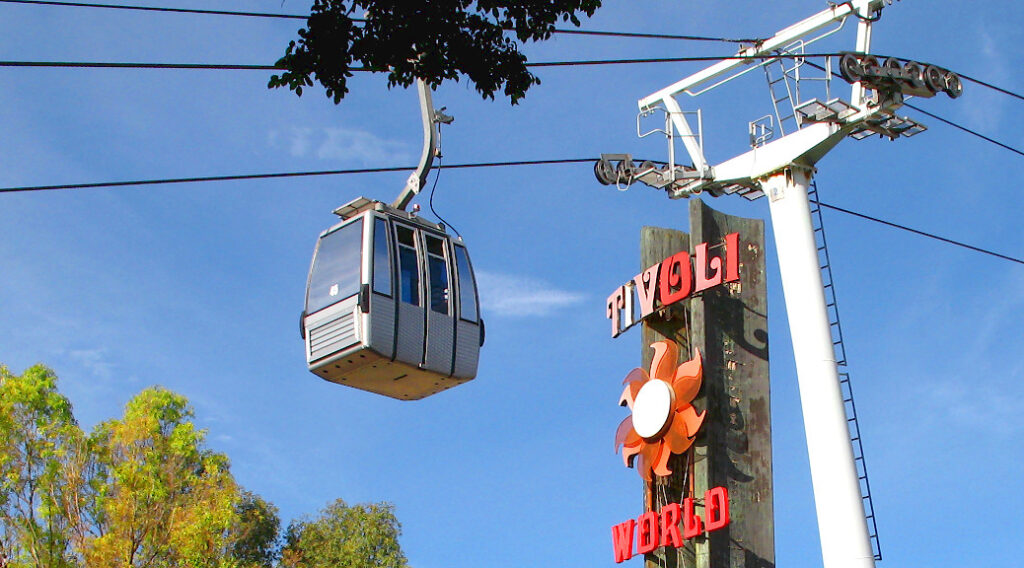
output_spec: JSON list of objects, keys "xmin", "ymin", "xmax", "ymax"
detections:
[
  {"xmin": 640, "ymin": 226, "xmax": 692, "ymax": 568},
  {"xmin": 642, "ymin": 200, "xmax": 772, "ymax": 568}
]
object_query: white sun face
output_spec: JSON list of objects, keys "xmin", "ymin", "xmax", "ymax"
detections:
[{"xmin": 631, "ymin": 379, "xmax": 674, "ymax": 439}]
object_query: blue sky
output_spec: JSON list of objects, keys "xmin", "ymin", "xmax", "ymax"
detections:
[{"xmin": 1, "ymin": 1, "xmax": 1022, "ymax": 566}]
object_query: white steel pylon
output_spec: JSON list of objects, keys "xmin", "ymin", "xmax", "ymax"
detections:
[
  {"xmin": 764, "ymin": 166, "xmax": 874, "ymax": 568},
  {"xmin": 599, "ymin": 1, "xmax": 964, "ymax": 567}
]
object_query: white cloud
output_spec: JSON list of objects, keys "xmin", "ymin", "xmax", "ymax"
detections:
[
  {"xmin": 961, "ymin": 29, "xmax": 1008, "ymax": 133},
  {"xmin": 69, "ymin": 348, "xmax": 114, "ymax": 381},
  {"xmin": 268, "ymin": 126, "xmax": 412, "ymax": 165},
  {"xmin": 917, "ymin": 375, "xmax": 1024, "ymax": 436},
  {"xmin": 316, "ymin": 127, "xmax": 411, "ymax": 164},
  {"xmin": 476, "ymin": 271, "xmax": 587, "ymax": 317},
  {"xmin": 289, "ymin": 127, "xmax": 314, "ymax": 157}
]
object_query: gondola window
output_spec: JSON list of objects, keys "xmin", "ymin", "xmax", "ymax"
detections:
[
  {"xmin": 307, "ymin": 219, "xmax": 363, "ymax": 314},
  {"xmin": 373, "ymin": 218, "xmax": 391, "ymax": 296},
  {"xmin": 454, "ymin": 245, "xmax": 478, "ymax": 322},
  {"xmin": 396, "ymin": 225, "xmax": 420, "ymax": 306},
  {"xmin": 425, "ymin": 235, "xmax": 449, "ymax": 314}
]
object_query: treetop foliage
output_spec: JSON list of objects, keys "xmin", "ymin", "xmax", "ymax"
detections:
[
  {"xmin": 268, "ymin": 0, "xmax": 603, "ymax": 104},
  {"xmin": 0, "ymin": 364, "xmax": 79, "ymax": 568},
  {"xmin": 281, "ymin": 500, "xmax": 407, "ymax": 568},
  {"xmin": 0, "ymin": 364, "xmax": 404, "ymax": 568}
]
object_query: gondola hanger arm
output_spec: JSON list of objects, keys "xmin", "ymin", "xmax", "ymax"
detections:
[{"xmin": 392, "ymin": 79, "xmax": 454, "ymax": 211}]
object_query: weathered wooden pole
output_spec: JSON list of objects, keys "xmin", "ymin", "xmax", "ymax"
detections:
[{"xmin": 642, "ymin": 199, "xmax": 772, "ymax": 568}]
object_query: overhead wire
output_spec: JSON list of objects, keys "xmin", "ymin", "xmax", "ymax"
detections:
[
  {"xmin": 0, "ymin": 157, "xmax": 1018, "ymax": 266},
  {"xmin": 537, "ymin": 29, "xmax": 760, "ymax": 43},
  {"xmin": 0, "ymin": 0, "xmax": 760, "ymax": 43},
  {"xmin": 0, "ymin": 159, "xmax": 595, "ymax": 193},
  {"xmin": 0, "ymin": 53, "xmax": 848, "ymax": 72},
  {"xmin": 0, "ymin": 4, "xmax": 1019, "ymax": 263},
  {"xmin": 12, "ymin": 0, "xmax": 1024, "ymax": 96},
  {"xmin": 957, "ymin": 72, "xmax": 1024, "ymax": 104},
  {"xmin": 0, "ymin": 60, "xmax": 277, "ymax": 70},
  {"xmin": 812, "ymin": 199, "xmax": 1024, "ymax": 266},
  {"xmin": 6, "ymin": 1, "xmax": 1022, "ymax": 99},
  {"xmin": 903, "ymin": 103, "xmax": 1024, "ymax": 159},
  {"xmin": 5, "ymin": 54, "xmax": 1023, "ymax": 105},
  {"xmin": 5, "ymin": 0, "xmax": 1023, "ymax": 112},
  {"xmin": 0, "ymin": 0, "xmax": 305, "ymax": 19}
]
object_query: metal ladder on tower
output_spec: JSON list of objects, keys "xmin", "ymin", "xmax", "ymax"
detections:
[
  {"xmin": 808, "ymin": 181, "xmax": 882, "ymax": 561},
  {"xmin": 763, "ymin": 51, "xmax": 803, "ymax": 136}
]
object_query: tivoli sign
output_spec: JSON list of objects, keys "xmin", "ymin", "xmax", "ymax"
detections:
[
  {"xmin": 607, "ymin": 206, "xmax": 771, "ymax": 567},
  {"xmin": 605, "ymin": 233, "xmax": 740, "ymax": 338},
  {"xmin": 607, "ymin": 229, "xmax": 747, "ymax": 563}
]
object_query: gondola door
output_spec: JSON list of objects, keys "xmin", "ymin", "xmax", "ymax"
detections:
[
  {"xmin": 452, "ymin": 243, "xmax": 481, "ymax": 379},
  {"xmin": 393, "ymin": 223, "xmax": 427, "ymax": 368},
  {"xmin": 421, "ymin": 232, "xmax": 457, "ymax": 376},
  {"xmin": 365, "ymin": 216, "xmax": 396, "ymax": 361}
]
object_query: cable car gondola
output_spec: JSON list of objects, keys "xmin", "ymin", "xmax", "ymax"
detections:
[{"xmin": 301, "ymin": 81, "xmax": 483, "ymax": 400}]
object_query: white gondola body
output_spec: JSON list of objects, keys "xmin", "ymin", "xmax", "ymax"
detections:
[{"xmin": 303, "ymin": 197, "xmax": 482, "ymax": 400}]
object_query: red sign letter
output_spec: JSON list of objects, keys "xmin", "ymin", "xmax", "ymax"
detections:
[
  {"xmin": 607, "ymin": 286, "xmax": 625, "ymax": 338},
  {"xmin": 682, "ymin": 497, "xmax": 703, "ymax": 539},
  {"xmin": 694, "ymin": 242, "xmax": 722, "ymax": 293},
  {"xmin": 612, "ymin": 519, "xmax": 635, "ymax": 563},
  {"xmin": 724, "ymin": 232, "xmax": 740, "ymax": 283},
  {"xmin": 705, "ymin": 486, "xmax": 730, "ymax": 532},
  {"xmin": 659, "ymin": 503, "xmax": 683, "ymax": 548},
  {"xmin": 633, "ymin": 263, "xmax": 660, "ymax": 318},
  {"xmin": 658, "ymin": 252, "xmax": 692, "ymax": 307},
  {"xmin": 636, "ymin": 511, "xmax": 660, "ymax": 554}
]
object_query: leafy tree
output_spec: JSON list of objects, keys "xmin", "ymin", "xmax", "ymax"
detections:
[
  {"xmin": 0, "ymin": 364, "xmax": 80, "ymax": 568},
  {"xmin": 227, "ymin": 490, "xmax": 281, "ymax": 568},
  {"xmin": 269, "ymin": 0, "xmax": 603, "ymax": 104},
  {"xmin": 80, "ymin": 387, "xmax": 239, "ymax": 567},
  {"xmin": 0, "ymin": 364, "xmax": 404, "ymax": 568},
  {"xmin": 280, "ymin": 499, "xmax": 407, "ymax": 568}
]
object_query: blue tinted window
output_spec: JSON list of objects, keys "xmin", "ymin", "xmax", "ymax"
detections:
[
  {"xmin": 307, "ymin": 218, "xmax": 363, "ymax": 314},
  {"xmin": 396, "ymin": 225, "xmax": 420, "ymax": 306},
  {"xmin": 454, "ymin": 245, "xmax": 478, "ymax": 322},
  {"xmin": 372, "ymin": 218, "xmax": 391, "ymax": 296},
  {"xmin": 425, "ymin": 235, "xmax": 449, "ymax": 314}
]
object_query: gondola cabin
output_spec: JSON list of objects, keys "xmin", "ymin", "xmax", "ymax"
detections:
[{"xmin": 302, "ymin": 197, "xmax": 483, "ymax": 400}]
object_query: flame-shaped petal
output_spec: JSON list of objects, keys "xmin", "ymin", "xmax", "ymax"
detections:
[
  {"xmin": 673, "ymin": 379, "xmax": 701, "ymax": 407},
  {"xmin": 652, "ymin": 442, "xmax": 673, "ymax": 477},
  {"xmin": 622, "ymin": 440, "xmax": 642, "ymax": 468},
  {"xmin": 619, "ymin": 368, "xmax": 648, "ymax": 408},
  {"xmin": 672, "ymin": 349, "xmax": 702, "ymax": 403},
  {"xmin": 638, "ymin": 440, "xmax": 661, "ymax": 481},
  {"xmin": 635, "ymin": 451, "xmax": 652, "ymax": 482},
  {"xmin": 663, "ymin": 415, "xmax": 696, "ymax": 455},
  {"xmin": 676, "ymin": 404, "xmax": 706, "ymax": 438},
  {"xmin": 674, "ymin": 348, "xmax": 702, "ymax": 383},
  {"xmin": 623, "ymin": 367, "xmax": 648, "ymax": 385},
  {"xmin": 614, "ymin": 416, "xmax": 637, "ymax": 452},
  {"xmin": 650, "ymin": 341, "xmax": 679, "ymax": 382}
]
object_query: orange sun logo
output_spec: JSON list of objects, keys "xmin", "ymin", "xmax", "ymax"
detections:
[{"xmin": 615, "ymin": 340, "xmax": 705, "ymax": 481}]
